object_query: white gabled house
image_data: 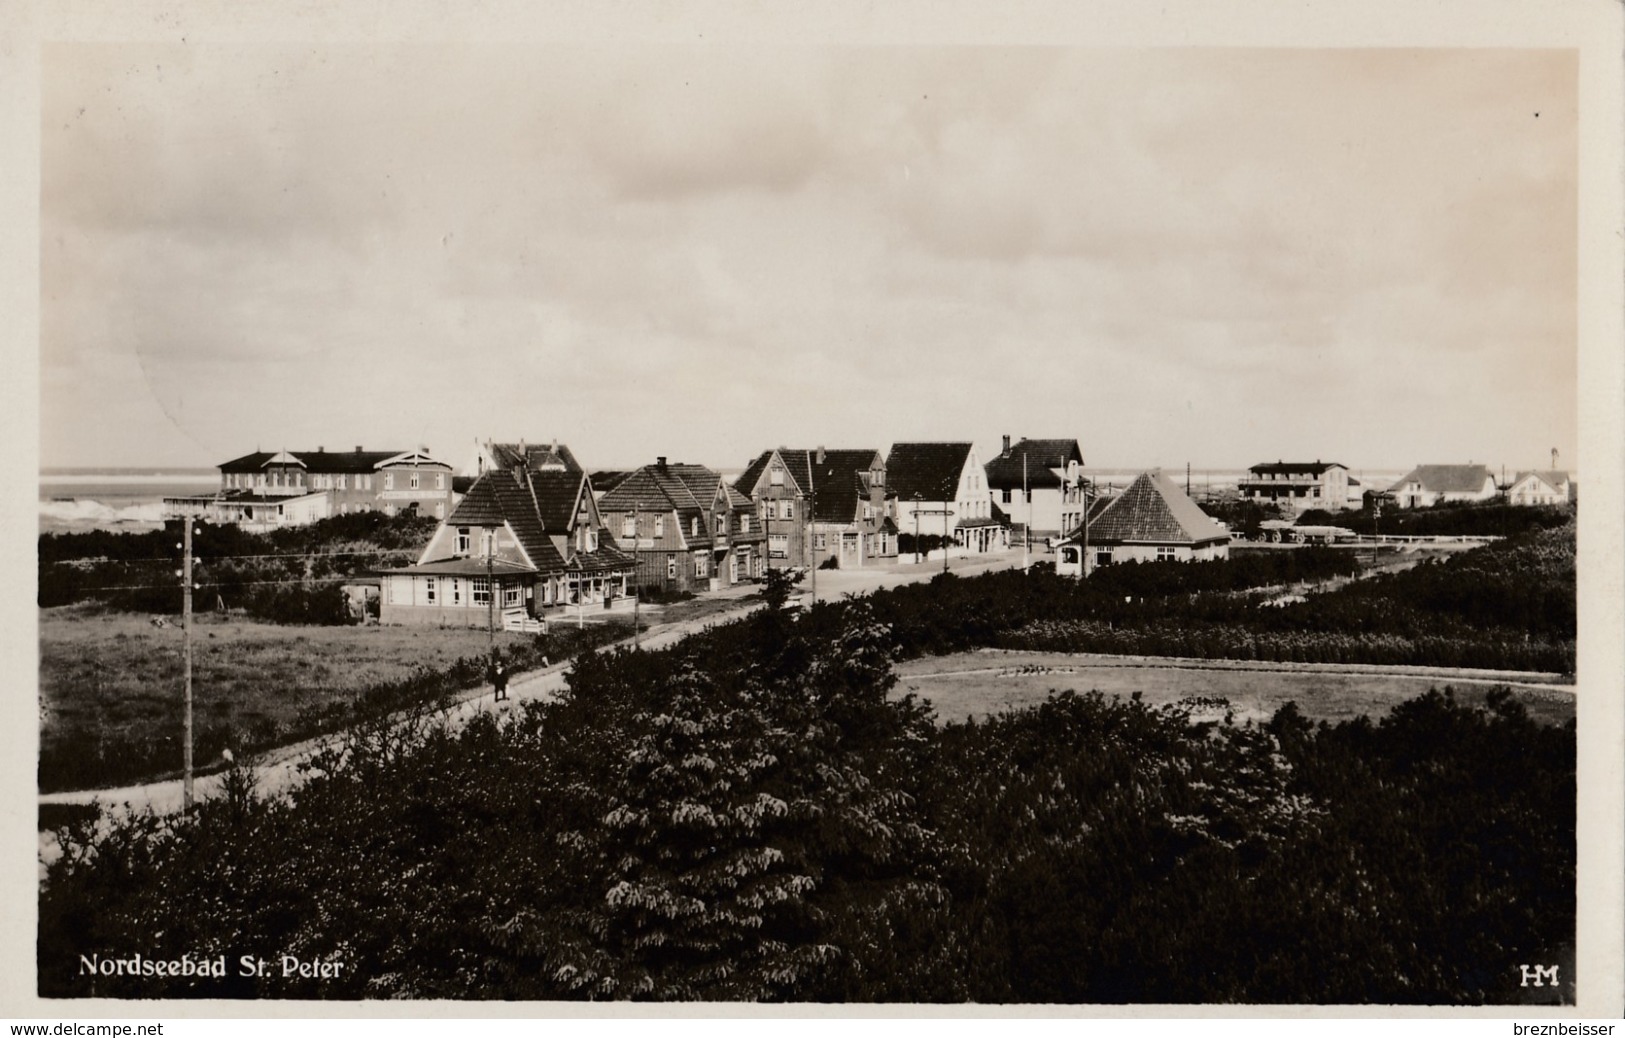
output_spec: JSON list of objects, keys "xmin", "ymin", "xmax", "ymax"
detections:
[{"xmin": 887, "ymin": 442, "xmax": 1006, "ymax": 555}]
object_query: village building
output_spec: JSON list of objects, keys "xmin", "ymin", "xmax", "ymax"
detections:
[
  {"xmin": 1237, "ymin": 460, "xmax": 1353, "ymax": 512},
  {"xmin": 462, "ymin": 438, "xmax": 583, "ymax": 478},
  {"xmin": 1506, "ymin": 470, "xmax": 1573, "ymax": 506},
  {"xmin": 597, "ymin": 457, "xmax": 766, "ymax": 594},
  {"xmin": 734, "ymin": 448, "xmax": 896, "ymax": 570},
  {"xmin": 983, "ymin": 436, "xmax": 1085, "ymax": 539},
  {"xmin": 1055, "ymin": 471, "xmax": 1230, "ymax": 577},
  {"xmin": 1387, "ymin": 464, "xmax": 1499, "ymax": 508},
  {"xmin": 887, "ymin": 442, "xmax": 1006, "ymax": 555},
  {"xmin": 378, "ymin": 464, "xmax": 633, "ymax": 628},
  {"xmin": 165, "ymin": 447, "xmax": 455, "ymax": 529}
]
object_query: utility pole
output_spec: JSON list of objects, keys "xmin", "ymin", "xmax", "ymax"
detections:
[
  {"xmin": 806, "ymin": 454, "xmax": 817, "ymax": 606},
  {"xmin": 1020, "ymin": 451, "xmax": 1033, "ymax": 571},
  {"xmin": 913, "ymin": 493, "xmax": 921, "ymax": 564},
  {"xmin": 179, "ymin": 517, "xmax": 196, "ymax": 810},
  {"xmin": 942, "ymin": 501, "xmax": 950, "ymax": 576},
  {"xmin": 1081, "ymin": 473, "xmax": 1091, "ymax": 579},
  {"xmin": 485, "ymin": 529, "xmax": 495, "ymax": 653},
  {"xmin": 631, "ymin": 504, "xmax": 639, "ymax": 649}
]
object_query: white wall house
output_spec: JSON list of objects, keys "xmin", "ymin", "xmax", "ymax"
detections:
[{"xmin": 888, "ymin": 442, "xmax": 1007, "ymax": 554}]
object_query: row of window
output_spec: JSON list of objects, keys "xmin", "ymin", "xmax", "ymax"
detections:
[
  {"xmin": 421, "ymin": 575, "xmax": 520, "ymax": 608},
  {"xmin": 616, "ymin": 513, "xmax": 752, "ymax": 540},
  {"xmin": 225, "ymin": 470, "xmax": 446, "ymax": 492}
]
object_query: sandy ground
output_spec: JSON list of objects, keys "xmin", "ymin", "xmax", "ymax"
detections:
[{"xmin": 893, "ymin": 648, "xmax": 1575, "ymax": 727}]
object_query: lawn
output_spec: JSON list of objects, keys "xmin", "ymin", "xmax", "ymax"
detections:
[
  {"xmin": 38, "ymin": 605, "xmax": 546, "ymax": 792},
  {"xmin": 894, "ymin": 649, "xmax": 1575, "ymax": 727}
]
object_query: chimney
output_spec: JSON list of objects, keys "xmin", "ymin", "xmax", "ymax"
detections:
[
  {"xmin": 355, "ymin": 445, "xmax": 363, "ymax": 454},
  {"xmin": 657, "ymin": 456, "xmax": 668, "ymax": 472},
  {"xmin": 816, "ymin": 446, "xmax": 825, "ymax": 465},
  {"xmin": 318, "ymin": 446, "xmax": 325, "ymax": 453},
  {"xmin": 1002, "ymin": 434, "xmax": 1011, "ymax": 455}
]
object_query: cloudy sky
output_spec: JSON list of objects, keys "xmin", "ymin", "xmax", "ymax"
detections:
[{"xmin": 40, "ymin": 45, "xmax": 1577, "ymax": 473}]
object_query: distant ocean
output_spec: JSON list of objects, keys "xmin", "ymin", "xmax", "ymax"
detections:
[{"xmin": 38, "ymin": 467, "xmax": 219, "ymax": 528}]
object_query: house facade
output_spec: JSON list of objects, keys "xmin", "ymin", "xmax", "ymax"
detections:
[
  {"xmin": 1388, "ymin": 464, "xmax": 1499, "ymax": 508},
  {"xmin": 1237, "ymin": 461, "xmax": 1352, "ymax": 512},
  {"xmin": 167, "ymin": 447, "xmax": 455, "ymax": 528},
  {"xmin": 597, "ymin": 457, "xmax": 766, "ymax": 595},
  {"xmin": 983, "ymin": 436, "xmax": 1085, "ymax": 539},
  {"xmin": 1055, "ymin": 471, "xmax": 1230, "ymax": 577},
  {"xmin": 734, "ymin": 447, "xmax": 897, "ymax": 570},
  {"xmin": 887, "ymin": 442, "xmax": 1005, "ymax": 554},
  {"xmin": 378, "ymin": 465, "xmax": 634, "ymax": 628},
  {"xmin": 1506, "ymin": 470, "xmax": 1573, "ymax": 506}
]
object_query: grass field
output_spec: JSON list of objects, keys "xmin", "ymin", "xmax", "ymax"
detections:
[
  {"xmin": 38, "ymin": 605, "xmax": 552, "ymax": 792},
  {"xmin": 893, "ymin": 649, "xmax": 1575, "ymax": 727}
]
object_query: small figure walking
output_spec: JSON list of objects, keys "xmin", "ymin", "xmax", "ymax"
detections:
[{"xmin": 490, "ymin": 659, "xmax": 509, "ymax": 702}]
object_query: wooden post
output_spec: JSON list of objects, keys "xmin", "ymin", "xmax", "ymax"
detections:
[{"xmin": 181, "ymin": 518, "xmax": 194, "ymax": 810}]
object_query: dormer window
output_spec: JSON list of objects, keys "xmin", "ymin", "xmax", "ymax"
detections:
[
  {"xmin": 622, "ymin": 515, "xmax": 636, "ymax": 539},
  {"xmin": 770, "ymin": 466, "xmax": 784, "ymax": 487},
  {"xmin": 456, "ymin": 527, "xmax": 470, "ymax": 555},
  {"xmin": 692, "ymin": 517, "xmax": 700, "ymax": 537},
  {"xmin": 655, "ymin": 516, "xmax": 665, "ymax": 538}
]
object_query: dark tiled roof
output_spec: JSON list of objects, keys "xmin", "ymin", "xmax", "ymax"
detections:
[
  {"xmin": 218, "ymin": 449, "xmax": 443, "ymax": 474},
  {"xmin": 1389, "ymin": 465, "xmax": 1495, "ymax": 494},
  {"xmin": 734, "ymin": 451, "xmax": 790, "ymax": 496},
  {"xmin": 1066, "ymin": 472, "xmax": 1228, "ymax": 547},
  {"xmin": 1247, "ymin": 461, "xmax": 1346, "ymax": 477},
  {"xmin": 443, "ymin": 472, "xmax": 566, "ymax": 574},
  {"xmin": 985, "ymin": 439, "xmax": 1082, "ymax": 490},
  {"xmin": 529, "ymin": 470, "xmax": 586, "ymax": 532},
  {"xmin": 486, "ymin": 441, "xmax": 582, "ymax": 473},
  {"xmin": 590, "ymin": 470, "xmax": 632, "ymax": 495},
  {"xmin": 886, "ymin": 443, "xmax": 972, "ymax": 502}
]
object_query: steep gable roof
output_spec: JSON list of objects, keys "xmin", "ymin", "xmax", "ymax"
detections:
[
  {"xmin": 735, "ymin": 450, "xmax": 798, "ymax": 497},
  {"xmin": 442, "ymin": 472, "xmax": 564, "ymax": 573},
  {"xmin": 985, "ymin": 439, "xmax": 1083, "ymax": 489},
  {"xmin": 759, "ymin": 449, "xmax": 884, "ymax": 521},
  {"xmin": 1070, "ymin": 472, "xmax": 1227, "ymax": 546},
  {"xmin": 529, "ymin": 470, "xmax": 587, "ymax": 532},
  {"xmin": 886, "ymin": 442, "xmax": 973, "ymax": 502},
  {"xmin": 1512, "ymin": 470, "xmax": 1570, "ymax": 492},
  {"xmin": 1390, "ymin": 464, "xmax": 1495, "ymax": 494}
]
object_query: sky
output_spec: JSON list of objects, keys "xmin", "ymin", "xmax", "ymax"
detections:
[{"xmin": 39, "ymin": 45, "xmax": 1578, "ymax": 475}]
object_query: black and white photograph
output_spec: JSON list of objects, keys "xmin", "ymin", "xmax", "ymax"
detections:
[{"xmin": 8, "ymin": 0, "xmax": 1623, "ymax": 1018}]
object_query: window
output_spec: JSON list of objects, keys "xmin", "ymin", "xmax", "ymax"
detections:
[
  {"xmin": 436, "ymin": 473, "xmax": 446, "ymax": 490},
  {"xmin": 873, "ymin": 470, "xmax": 884, "ymax": 486},
  {"xmin": 1156, "ymin": 547, "xmax": 1178, "ymax": 562},
  {"xmin": 363, "ymin": 474, "xmax": 372, "ymax": 490},
  {"xmin": 452, "ymin": 579, "xmax": 462, "ymax": 605},
  {"xmin": 586, "ymin": 530, "xmax": 598, "ymax": 552},
  {"xmin": 384, "ymin": 473, "xmax": 394, "ymax": 490},
  {"xmin": 337, "ymin": 475, "xmax": 346, "ymax": 491},
  {"xmin": 503, "ymin": 585, "xmax": 521, "ymax": 607},
  {"xmin": 717, "ymin": 514, "xmax": 728, "ymax": 534},
  {"xmin": 769, "ymin": 534, "xmax": 789, "ymax": 558},
  {"xmin": 1097, "ymin": 551, "xmax": 1112, "ymax": 568},
  {"xmin": 863, "ymin": 503, "xmax": 874, "ymax": 520},
  {"xmin": 778, "ymin": 501, "xmax": 793, "ymax": 520},
  {"xmin": 770, "ymin": 466, "xmax": 784, "ymax": 486},
  {"xmin": 457, "ymin": 527, "xmax": 470, "ymax": 554},
  {"xmin": 410, "ymin": 472, "xmax": 420, "ymax": 490},
  {"xmin": 424, "ymin": 577, "xmax": 437, "ymax": 604},
  {"xmin": 740, "ymin": 514, "xmax": 750, "ymax": 533},
  {"xmin": 667, "ymin": 555, "xmax": 677, "ymax": 579},
  {"xmin": 696, "ymin": 555, "xmax": 708, "ymax": 578},
  {"xmin": 1001, "ymin": 488, "xmax": 1012, "ymax": 504},
  {"xmin": 815, "ymin": 534, "xmax": 827, "ymax": 550},
  {"xmin": 691, "ymin": 517, "xmax": 700, "ymax": 537},
  {"xmin": 622, "ymin": 515, "xmax": 636, "ymax": 539},
  {"xmin": 472, "ymin": 577, "xmax": 491, "ymax": 606}
]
